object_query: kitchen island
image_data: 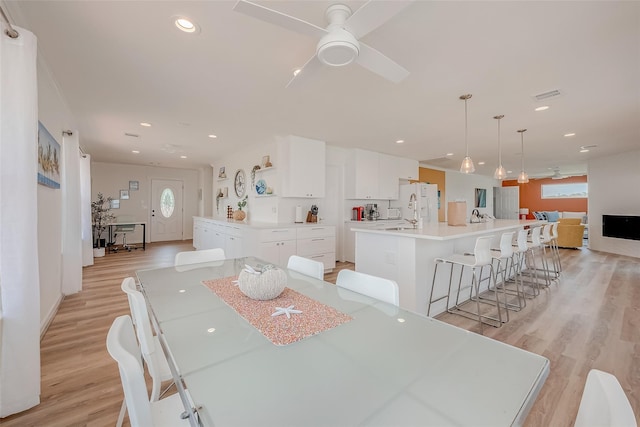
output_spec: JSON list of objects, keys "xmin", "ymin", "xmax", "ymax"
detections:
[{"xmin": 353, "ymin": 219, "xmax": 543, "ymax": 316}]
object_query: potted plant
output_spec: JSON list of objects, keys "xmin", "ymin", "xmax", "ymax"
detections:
[
  {"xmin": 233, "ymin": 195, "xmax": 248, "ymax": 221},
  {"xmin": 91, "ymin": 192, "xmax": 115, "ymax": 257}
]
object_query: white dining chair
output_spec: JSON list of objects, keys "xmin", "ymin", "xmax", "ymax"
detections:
[
  {"xmin": 174, "ymin": 248, "xmax": 225, "ymax": 266},
  {"xmin": 120, "ymin": 278, "xmax": 175, "ymax": 426},
  {"xmin": 107, "ymin": 315, "xmax": 191, "ymax": 427},
  {"xmin": 574, "ymin": 369, "xmax": 637, "ymax": 427},
  {"xmin": 287, "ymin": 255, "xmax": 324, "ymax": 280},
  {"xmin": 336, "ymin": 269, "xmax": 399, "ymax": 307}
]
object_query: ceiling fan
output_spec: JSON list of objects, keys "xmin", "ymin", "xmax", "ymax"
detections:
[
  {"xmin": 550, "ymin": 167, "xmax": 570, "ymax": 180},
  {"xmin": 233, "ymin": 0, "xmax": 413, "ymax": 87}
]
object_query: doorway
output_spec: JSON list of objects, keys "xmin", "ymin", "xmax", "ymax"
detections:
[
  {"xmin": 150, "ymin": 179, "xmax": 183, "ymax": 242},
  {"xmin": 493, "ymin": 186, "xmax": 519, "ymax": 219}
]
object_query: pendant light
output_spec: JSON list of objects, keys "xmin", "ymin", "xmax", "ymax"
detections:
[
  {"xmin": 459, "ymin": 94, "xmax": 475, "ymax": 174},
  {"xmin": 493, "ymin": 115, "xmax": 506, "ymax": 180},
  {"xmin": 517, "ymin": 129, "xmax": 529, "ymax": 183}
]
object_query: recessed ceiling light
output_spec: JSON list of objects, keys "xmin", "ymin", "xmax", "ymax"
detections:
[
  {"xmin": 446, "ymin": 153, "xmax": 454, "ymax": 156},
  {"xmin": 507, "ymin": 170, "xmax": 513, "ymax": 174},
  {"xmin": 140, "ymin": 122, "xmax": 151, "ymax": 127},
  {"xmin": 535, "ymin": 106, "xmax": 549, "ymax": 111},
  {"xmin": 580, "ymin": 149, "xmax": 589, "ymax": 153},
  {"xmin": 175, "ymin": 17, "xmax": 197, "ymax": 33},
  {"xmin": 395, "ymin": 139, "xmax": 404, "ymax": 144},
  {"xmin": 180, "ymin": 155, "xmax": 187, "ymax": 159},
  {"xmin": 208, "ymin": 134, "xmax": 217, "ymax": 139},
  {"xmin": 478, "ymin": 161, "xmax": 485, "ymax": 165},
  {"xmin": 132, "ymin": 150, "xmax": 140, "ymax": 154},
  {"xmin": 564, "ymin": 133, "xmax": 576, "ymax": 137}
]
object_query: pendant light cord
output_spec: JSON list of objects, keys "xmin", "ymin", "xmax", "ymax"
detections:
[{"xmin": 464, "ymin": 99, "xmax": 468, "ymax": 157}]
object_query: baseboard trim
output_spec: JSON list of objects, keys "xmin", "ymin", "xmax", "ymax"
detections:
[{"xmin": 40, "ymin": 294, "xmax": 63, "ymax": 340}]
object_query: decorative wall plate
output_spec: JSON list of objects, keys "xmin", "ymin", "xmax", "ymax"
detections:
[{"xmin": 256, "ymin": 179, "xmax": 266, "ymax": 195}]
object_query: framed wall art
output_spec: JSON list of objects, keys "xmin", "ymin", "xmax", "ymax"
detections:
[
  {"xmin": 129, "ymin": 180, "xmax": 139, "ymax": 191},
  {"xmin": 37, "ymin": 121, "xmax": 61, "ymax": 189},
  {"xmin": 120, "ymin": 189, "xmax": 130, "ymax": 200}
]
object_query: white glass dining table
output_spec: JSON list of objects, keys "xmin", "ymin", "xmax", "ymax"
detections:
[{"xmin": 136, "ymin": 257, "xmax": 549, "ymax": 427}]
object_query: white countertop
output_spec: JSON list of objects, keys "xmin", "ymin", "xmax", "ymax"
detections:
[{"xmin": 352, "ymin": 219, "xmax": 544, "ymax": 241}]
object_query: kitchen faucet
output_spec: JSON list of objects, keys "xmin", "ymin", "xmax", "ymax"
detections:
[{"xmin": 405, "ymin": 193, "xmax": 418, "ymax": 228}]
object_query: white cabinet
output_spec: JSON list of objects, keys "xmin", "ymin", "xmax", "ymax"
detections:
[
  {"xmin": 297, "ymin": 226, "xmax": 336, "ymax": 271},
  {"xmin": 256, "ymin": 228, "xmax": 297, "ymax": 267},
  {"xmin": 394, "ymin": 155, "xmax": 419, "ymax": 181},
  {"xmin": 345, "ymin": 149, "xmax": 417, "ymax": 200},
  {"xmin": 378, "ymin": 153, "xmax": 400, "ymax": 200},
  {"xmin": 193, "ymin": 218, "xmax": 244, "ymax": 258},
  {"xmin": 343, "ymin": 220, "xmax": 406, "ymax": 262},
  {"xmin": 278, "ymin": 135, "xmax": 326, "ymax": 198},
  {"xmin": 345, "ymin": 149, "xmax": 380, "ymax": 199}
]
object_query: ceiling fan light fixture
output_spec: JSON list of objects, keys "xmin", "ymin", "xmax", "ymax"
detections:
[
  {"xmin": 459, "ymin": 94, "xmax": 475, "ymax": 174},
  {"xmin": 317, "ymin": 29, "xmax": 360, "ymax": 66}
]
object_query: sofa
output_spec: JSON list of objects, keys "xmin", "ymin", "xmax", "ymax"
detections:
[{"xmin": 556, "ymin": 218, "xmax": 586, "ymax": 248}]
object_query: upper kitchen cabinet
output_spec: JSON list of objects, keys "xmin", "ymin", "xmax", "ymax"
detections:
[
  {"xmin": 345, "ymin": 149, "xmax": 379, "ymax": 199},
  {"xmin": 278, "ymin": 135, "xmax": 326, "ymax": 198},
  {"xmin": 345, "ymin": 149, "xmax": 418, "ymax": 200},
  {"xmin": 393, "ymin": 155, "xmax": 419, "ymax": 181}
]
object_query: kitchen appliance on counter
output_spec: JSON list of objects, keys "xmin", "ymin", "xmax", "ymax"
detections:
[
  {"xmin": 386, "ymin": 208, "xmax": 402, "ymax": 220},
  {"xmin": 400, "ymin": 183, "xmax": 438, "ymax": 223},
  {"xmin": 365, "ymin": 204, "xmax": 379, "ymax": 221},
  {"xmin": 352, "ymin": 206, "xmax": 364, "ymax": 221}
]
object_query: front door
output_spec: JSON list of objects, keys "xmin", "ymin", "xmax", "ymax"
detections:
[
  {"xmin": 151, "ymin": 179, "xmax": 183, "ymax": 242},
  {"xmin": 494, "ymin": 186, "xmax": 520, "ymax": 219}
]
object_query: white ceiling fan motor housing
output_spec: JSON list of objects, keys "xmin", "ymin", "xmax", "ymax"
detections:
[{"xmin": 316, "ymin": 4, "xmax": 360, "ymax": 67}]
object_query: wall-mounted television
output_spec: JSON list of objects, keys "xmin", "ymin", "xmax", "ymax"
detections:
[{"xmin": 602, "ymin": 215, "xmax": 640, "ymax": 241}]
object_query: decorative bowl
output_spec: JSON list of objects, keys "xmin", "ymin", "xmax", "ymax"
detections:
[{"xmin": 238, "ymin": 267, "xmax": 287, "ymax": 300}]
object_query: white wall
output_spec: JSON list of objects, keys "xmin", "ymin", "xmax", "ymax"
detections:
[
  {"xmin": 36, "ymin": 45, "xmax": 80, "ymax": 332},
  {"xmin": 91, "ymin": 162, "xmax": 200, "ymax": 243},
  {"xmin": 445, "ymin": 170, "xmax": 499, "ymax": 222},
  {"xmin": 588, "ymin": 150, "xmax": 640, "ymax": 258}
]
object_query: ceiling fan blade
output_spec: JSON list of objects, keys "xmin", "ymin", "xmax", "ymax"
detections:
[
  {"xmin": 286, "ymin": 54, "xmax": 322, "ymax": 88},
  {"xmin": 356, "ymin": 42, "xmax": 409, "ymax": 83},
  {"xmin": 233, "ymin": 0, "xmax": 327, "ymax": 39},
  {"xmin": 344, "ymin": 0, "xmax": 414, "ymax": 39}
]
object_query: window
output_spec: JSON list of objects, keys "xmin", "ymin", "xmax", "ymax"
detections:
[
  {"xmin": 541, "ymin": 183, "xmax": 588, "ymax": 199},
  {"xmin": 160, "ymin": 188, "xmax": 175, "ymax": 217}
]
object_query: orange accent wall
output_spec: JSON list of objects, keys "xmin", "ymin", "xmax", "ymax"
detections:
[
  {"xmin": 502, "ymin": 175, "xmax": 588, "ymax": 218},
  {"xmin": 417, "ymin": 167, "xmax": 446, "ymax": 222}
]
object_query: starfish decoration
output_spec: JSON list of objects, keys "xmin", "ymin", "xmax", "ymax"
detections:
[{"xmin": 271, "ymin": 305, "xmax": 302, "ymax": 319}]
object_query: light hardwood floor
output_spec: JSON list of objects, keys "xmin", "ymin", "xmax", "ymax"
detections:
[{"xmin": 2, "ymin": 241, "xmax": 638, "ymax": 426}]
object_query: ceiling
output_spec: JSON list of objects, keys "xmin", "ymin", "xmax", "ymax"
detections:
[{"xmin": 5, "ymin": 1, "xmax": 640, "ymax": 179}]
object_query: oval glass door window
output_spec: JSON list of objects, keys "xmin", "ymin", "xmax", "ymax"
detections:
[{"xmin": 160, "ymin": 188, "xmax": 175, "ymax": 218}]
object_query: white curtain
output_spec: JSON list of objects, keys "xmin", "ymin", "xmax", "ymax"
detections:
[
  {"xmin": 80, "ymin": 153, "xmax": 93, "ymax": 266},
  {"xmin": 0, "ymin": 23, "xmax": 41, "ymax": 416},
  {"xmin": 61, "ymin": 131, "xmax": 83, "ymax": 292}
]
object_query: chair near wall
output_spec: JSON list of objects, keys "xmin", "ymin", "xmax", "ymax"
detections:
[
  {"xmin": 574, "ymin": 369, "xmax": 637, "ymax": 427},
  {"xmin": 114, "ymin": 215, "xmax": 138, "ymax": 251},
  {"xmin": 174, "ymin": 248, "xmax": 226, "ymax": 266},
  {"xmin": 106, "ymin": 315, "xmax": 191, "ymax": 427},
  {"xmin": 557, "ymin": 218, "xmax": 585, "ymax": 248},
  {"xmin": 287, "ymin": 255, "xmax": 324, "ymax": 280},
  {"xmin": 336, "ymin": 270, "xmax": 399, "ymax": 307}
]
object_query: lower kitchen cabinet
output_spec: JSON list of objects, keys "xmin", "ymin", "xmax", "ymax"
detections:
[{"xmin": 193, "ymin": 218, "xmax": 335, "ymax": 271}]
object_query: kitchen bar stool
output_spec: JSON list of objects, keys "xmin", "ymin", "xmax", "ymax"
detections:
[
  {"xmin": 523, "ymin": 226, "xmax": 551, "ymax": 291},
  {"xmin": 511, "ymin": 228, "xmax": 536, "ymax": 299},
  {"xmin": 488, "ymin": 231, "xmax": 524, "ymax": 315},
  {"xmin": 428, "ymin": 235, "xmax": 502, "ymax": 334},
  {"xmin": 540, "ymin": 223, "xmax": 560, "ymax": 283}
]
